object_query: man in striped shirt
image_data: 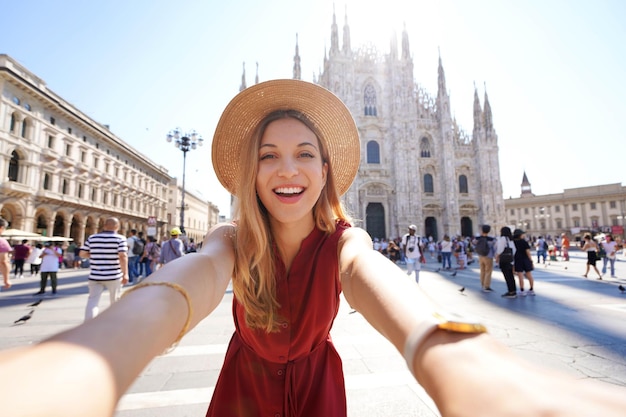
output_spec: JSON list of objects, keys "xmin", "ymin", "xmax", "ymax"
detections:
[{"xmin": 80, "ymin": 217, "xmax": 129, "ymax": 321}]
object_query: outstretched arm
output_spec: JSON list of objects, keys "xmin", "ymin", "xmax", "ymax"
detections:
[
  {"xmin": 0, "ymin": 223, "xmax": 236, "ymax": 417},
  {"xmin": 338, "ymin": 226, "xmax": 626, "ymax": 417}
]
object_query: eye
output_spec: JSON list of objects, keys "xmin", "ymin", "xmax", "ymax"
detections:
[
  {"xmin": 299, "ymin": 151, "xmax": 315, "ymax": 158},
  {"xmin": 259, "ymin": 153, "xmax": 276, "ymax": 161}
]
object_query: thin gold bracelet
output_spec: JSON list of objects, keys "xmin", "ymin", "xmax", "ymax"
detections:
[{"xmin": 122, "ymin": 281, "xmax": 193, "ymax": 354}]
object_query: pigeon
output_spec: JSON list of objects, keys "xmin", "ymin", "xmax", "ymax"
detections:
[
  {"xmin": 14, "ymin": 309, "xmax": 35, "ymax": 324},
  {"xmin": 451, "ymin": 271, "xmax": 457, "ymax": 277},
  {"xmin": 458, "ymin": 287, "xmax": 465, "ymax": 293},
  {"xmin": 619, "ymin": 285, "xmax": 625, "ymax": 293},
  {"xmin": 28, "ymin": 299, "xmax": 43, "ymax": 307},
  {"xmin": 435, "ymin": 268, "xmax": 441, "ymax": 272}
]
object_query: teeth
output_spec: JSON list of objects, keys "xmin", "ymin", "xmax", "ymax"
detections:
[{"xmin": 274, "ymin": 187, "xmax": 303, "ymax": 195}]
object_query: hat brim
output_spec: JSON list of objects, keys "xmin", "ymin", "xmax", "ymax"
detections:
[{"xmin": 211, "ymin": 79, "xmax": 360, "ymax": 197}]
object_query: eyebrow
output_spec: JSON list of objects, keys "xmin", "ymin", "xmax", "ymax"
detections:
[{"xmin": 259, "ymin": 141, "xmax": 319, "ymax": 150}]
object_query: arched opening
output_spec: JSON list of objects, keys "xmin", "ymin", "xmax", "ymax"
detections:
[
  {"xmin": 36, "ymin": 214, "xmax": 48, "ymax": 236},
  {"xmin": 366, "ymin": 140, "xmax": 380, "ymax": 164},
  {"xmin": 8, "ymin": 151, "xmax": 19, "ymax": 182},
  {"xmin": 424, "ymin": 217, "xmax": 438, "ymax": 241},
  {"xmin": 461, "ymin": 217, "xmax": 473, "ymax": 238},
  {"xmin": 366, "ymin": 203, "xmax": 386, "ymax": 240},
  {"xmin": 459, "ymin": 175, "xmax": 468, "ymax": 194},
  {"xmin": 53, "ymin": 214, "xmax": 65, "ymax": 237}
]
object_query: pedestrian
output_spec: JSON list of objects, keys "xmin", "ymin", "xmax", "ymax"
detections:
[
  {"xmin": 126, "ymin": 229, "xmax": 141, "ymax": 283},
  {"xmin": 2, "ymin": 79, "xmax": 626, "ymax": 416},
  {"xmin": 535, "ymin": 236, "xmax": 548, "ymax": 264},
  {"xmin": 0, "ymin": 218, "xmax": 12, "ymax": 290},
  {"xmin": 79, "ymin": 217, "xmax": 129, "ymax": 321},
  {"xmin": 26, "ymin": 243, "xmax": 43, "ymax": 276},
  {"xmin": 475, "ymin": 225, "xmax": 496, "ymax": 292},
  {"xmin": 581, "ymin": 233, "xmax": 602, "ymax": 279},
  {"xmin": 73, "ymin": 242, "xmax": 82, "ymax": 269},
  {"xmin": 495, "ymin": 227, "xmax": 517, "ymax": 298},
  {"xmin": 143, "ymin": 236, "xmax": 160, "ymax": 277},
  {"xmin": 402, "ymin": 225, "xmax": 423, "ymax": 283},
  {"xmin": 440, "ymin": 235, "xmax": 452, "ymax": 270},
  {"xmin": 513, "ymin": 229, "xmax": 535, "ymax": 296},
  {"xmin": 65, "ymin": 241, "xmax": 76, "ymax": 269},
  {"xmin": 561, "ymin": 233, "xmax": 570, "ymax": 261},
  {"xmin": 34, "ymin": 242, "xmax": 61, "ymax": 295},
  {"xmin": 600, "ymin": 234, "xmax": 617, "ymax": 278},
  {"xmin": 158, "ymin": 227, "xmax": 185, "ymax": 266},
  {"xmin": 11, "ymin": 239, "xmax": 31, "ymax": 279}
]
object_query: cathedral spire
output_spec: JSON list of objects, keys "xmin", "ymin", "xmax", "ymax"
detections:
[
  {"xmin": 473, "ymin": 82, "xmax": 483, "ymax": 131},
  {"xmin": 342, "ymin": 6, "xmax": 351, "ymax": 55},
  {"xmin": 401, "ymin": 22, "xmax": 410, "ymax": 60},
  {"xmin": 255, "ymin": 62, "xmax": 259, "ymax": 84},
  {"xmin": 239, "ymin": 62, "xmax": 246, "ymax": 92},
  {"xmin": 390, "ymin": 30, "xmax": 398, "ymax": 60},
  {"xmin": 521, "ymin": 171, "xmax": 534, "ymax": 197},
  {"xmin": 293, "ymin": 34, "xmax": 301, "ymax": 80},
  {"xmin": 330, "ymin": 4, "xmax": 339, "ymax": 55},
  {"xmin": 483, "ymin": 82, "xmax": 493, "ymax": 131},
  {"xmin": 437, "ymin": 48, "xmax": 447, "ymax": 94}
]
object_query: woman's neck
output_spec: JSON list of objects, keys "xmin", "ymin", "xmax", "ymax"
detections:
[{"xmin": 270, "ymin": 215, "xmax": 316, "ymax": 272}]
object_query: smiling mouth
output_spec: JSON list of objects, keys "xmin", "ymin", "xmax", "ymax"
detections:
[{"xmin": 274, "ymin": 186, "xmax": 304, "ymax": 196}]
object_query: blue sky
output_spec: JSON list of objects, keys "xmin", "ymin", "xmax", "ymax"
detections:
[{"xmin": 2, "ymin": 0, "xmax": 624, "ymax": 216}]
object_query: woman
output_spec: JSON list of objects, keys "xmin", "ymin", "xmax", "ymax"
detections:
[
  {"xmin": 143, "ymin": 236, "xmax": 160, "ymax": 277},
  {"xmin": 26, "ymin": 243, "xmax": 43, "ymax": 276},
  {"xmin": 35, "ymin": 242, "xmax": 60, "ymax": 295},
  {"xmin": 495, "ymin": 226, "xmax": 517, "ymax": 298},
  {"xmin": 1, "ymin": 80, "xmax": 625, "ymax": 417},
  {"xmin": 513, "ymin": 229, "xmax": 535, "ymax": 296},
  {"xmin": 600, "ymin": 234, "xmax": 617, "ymax": 278},
  {"xmin": 440, "ymin": 235, "xmax": 452, "ymax": 269},
  {"xmin": 582, "ymin": 233, "xmax": 602, "ymax": 279}
]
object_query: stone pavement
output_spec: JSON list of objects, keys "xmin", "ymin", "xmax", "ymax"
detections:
[{"xmin": 1, "ymin": 250, "xmax": 626, "ymax": 416}]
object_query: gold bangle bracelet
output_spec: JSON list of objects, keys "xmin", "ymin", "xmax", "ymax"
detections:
[{"xmin": 122, "ymin": 281, "xmax": 193, "ymax": 354}]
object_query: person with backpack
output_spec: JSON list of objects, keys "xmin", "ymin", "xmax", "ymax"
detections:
[
  {"xmin": 143, "ymin": 236, "xmax": 160, "ymax": 277},
  {"xmin": 127, "ymin": 229, "xmax": 143, "ymax": 284},
  {"xmin": 402, "ymin": 224, "xmax": 423, "ymax": 283},
  {"xmin": 495, "ymin": 227, "xmax": 517, "ymax": 298},
  {"xmin": 475, "ymin": 225, "xmax": 496, "ymax": 292}
]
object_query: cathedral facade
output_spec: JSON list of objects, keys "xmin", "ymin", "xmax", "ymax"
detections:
[{"xmin": 311, "ymin": 11, "xmax": 506, "ymax": 240}]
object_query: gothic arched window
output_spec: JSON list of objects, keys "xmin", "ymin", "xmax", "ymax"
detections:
[
  {"xmin": 420, "ymin": 137, "xmax": 431, "ymax": 158},
  {"xmin": 424, "ymin": 173, "xmax": 434, "ymax": 193},
  {"xmin": 366, "ymin": 140, "xmax": 380, "ymax": 164},
  {"xmin": 8, "ymin": 151, "xmax": 19, "ymax": 182},
  {"xmin": 364, "ymin": 84, "xmax": 377, "ymax": 116},
  {"xmin": 459, "ymin": 174, "xmax": 468, "ymax": 194}
]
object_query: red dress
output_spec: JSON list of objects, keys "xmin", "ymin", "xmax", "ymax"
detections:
[{"xmin": 206, "ymin": 222, "xmax": 349, "ymax": 417}]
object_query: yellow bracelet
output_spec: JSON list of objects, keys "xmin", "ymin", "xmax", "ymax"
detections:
[{"xmin": 122, "ymin": 282, "xmax": 192, "ymax": 354}]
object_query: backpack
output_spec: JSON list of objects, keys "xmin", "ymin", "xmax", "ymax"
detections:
[
  {"xmin": 500, "ymin": 238, "xmax": 514, "ymax": 264},
  {"xmin": 475, "ymin": 236, "xmax": 491, "ymax": 257},
  {"xmin": 148, "ymin": 242, "xmax": 161, "ymax": 258},
  {"xmin": 132, "ymin": 237, "xmax": 145, "ymax": 256},
  {"xmin": 543, "ymin": 240, "xmax": 549, "ymax": 251}
]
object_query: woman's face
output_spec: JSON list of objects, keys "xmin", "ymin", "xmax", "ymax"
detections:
[{"xmin": 256, "ymin": 117, "xmax": 328, "ymax": 227}]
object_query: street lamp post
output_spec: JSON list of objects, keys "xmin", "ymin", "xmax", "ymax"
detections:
[{"xmin": 166, "ymin": 128, "xmax": 203, "ymax": 234}]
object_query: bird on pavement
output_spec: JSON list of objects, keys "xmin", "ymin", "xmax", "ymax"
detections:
[
  {"xmin": 14, "ymin": 309, "xmax": 35, "ymax": 324},
  {"xmin": 28, "ymin": 299, "xmax": 43, "ymax": 307},
  {"xmin": 458, "ymin": 287, "xmax": 465, "ymax": 293},
  {"xmin": 619, "ymin": 285, "xmax": 625, "ymax": 293},
  {"xmin": 435, "ymin": 268, "xmax": 441, "ymax": 272},
  {"xmin": 451, "ymin": 271, "xmax": 457, "ymax": 277}
]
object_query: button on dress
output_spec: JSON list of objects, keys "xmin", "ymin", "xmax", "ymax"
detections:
[{"xmin": 206, "ymin": 222, "xmax": 350, "ymax": 417}]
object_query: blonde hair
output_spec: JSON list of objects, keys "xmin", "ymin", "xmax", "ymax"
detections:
[{"xmin": 233, "ymin": 110, "xmax": 352, "ymax": 332}]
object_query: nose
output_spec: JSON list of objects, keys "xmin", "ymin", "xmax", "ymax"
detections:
[{"xmin": 277, "ymin": 156, "xmax": 298, "ymax": 178}]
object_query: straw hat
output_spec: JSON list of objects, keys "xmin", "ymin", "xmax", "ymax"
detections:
[{"xmin": 211, "ymin": 79, "xmax": 360, "ymax": 197}]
